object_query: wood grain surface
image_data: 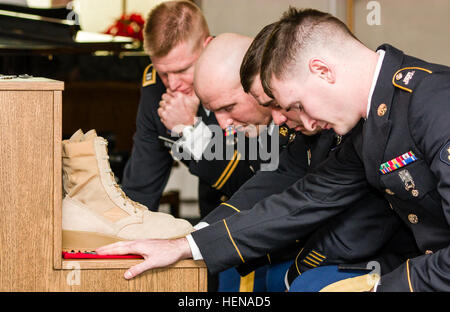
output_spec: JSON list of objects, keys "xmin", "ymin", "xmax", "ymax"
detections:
[{"xmin": 0, "ymin": 80, "xmax": 207, "ymax": 292}]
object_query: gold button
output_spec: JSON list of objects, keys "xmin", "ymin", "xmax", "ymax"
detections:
[
  {"xmin": 377, "ymin": 104, "xmax": 387, "ymax": 116},
  {"xmin": 385, "ymin": 189, "xmax": 395, "ymax": 195},
  {"xmin": 425, "ymin": 250, "xmax": 433, "ymax": 255},
  {"xmin": 408, "ymin": 214, "xmax": 419, "ymax": 224},
  {"xmin": 411, "ymin": 189, "xmax": 419, "ymax": 197}
]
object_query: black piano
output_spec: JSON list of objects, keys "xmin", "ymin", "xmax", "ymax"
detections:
[{"xmin": 0, "ymin": 3, "xmax": 151, "ymax": 182}]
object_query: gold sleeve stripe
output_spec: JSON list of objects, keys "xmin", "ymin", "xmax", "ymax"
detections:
[
  {"xmin": 406, "ymin": 259, "xmax": 414, "ymax": 292},
  {"xmin": 392, "ymin": 67, "xmax": 433, "ymax": 93},
  {"xmin": 311, "ymin": 250, "xmax": 326, "ymax": 259},
  {"xmin": 266, "ymin": 253, "xmax": 272, "ymax": 264},
  {"xmin": 309, "ymin": 253, "xmax": 324, "ymax": 262},
  {"xmin": 223, "ymin": 219, "xmax": 245, "ymax": 263},
  {"xmin": 305, "ymin": 256, "xmax": 320, "ymax": 265},
  {"xmin": 220, "ymin": 202, "xmax": 240, "ymax": 213},
  {"xmin": 216, "ymin": 152, "xmax": 241, "ymax": 190},
  {"xmin": 295, "ymin": 248, "xmax": 305, "ymax": 275},
  {"xmin": 212, "ymin": 150, "xmax": 237, "ymax": 188},
  {"xmin": 303, "ymin": 259, "xmax": 318, "ymax": 268},
  {"xmin": 239, "ymin": 271, "xmax": 255, "ymax": 292}
]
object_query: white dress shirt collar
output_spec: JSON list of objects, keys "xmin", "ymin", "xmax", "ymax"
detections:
[{"xmin": 366, "ymin": 49, "xmax": 386, "ymax": 119}]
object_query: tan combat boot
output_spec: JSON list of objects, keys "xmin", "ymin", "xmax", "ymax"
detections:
[{"xmin": 62, "ymin": 129, "xmax": 193, "ymax": 252}]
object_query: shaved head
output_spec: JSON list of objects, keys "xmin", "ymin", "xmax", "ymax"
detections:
[
  {"xmin": 194, "ymin": 33, "xmax": 272, "ymax": 135},
  {"xmin": 194, "ymin": 33, "xmax": 253, "ymax": 103}
]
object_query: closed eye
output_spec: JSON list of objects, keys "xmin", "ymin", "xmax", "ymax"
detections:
[
  {"xmin": 290, "ymin": 102, "xmax": 304, "ymax": 112},
  {"xmin": 261, "ymin": 100, "xmax": 275, "ymax": 107},
  {"xmin": 174, "ymin": 66, "xmax": 190, "ymax": 74},
  {"xmin": 223, "ymin": 104, "xmax": 235, "ymax": 112},
  {"xmin": 272, "ymin": 103, "xmax": 281, "ymax": 109}
]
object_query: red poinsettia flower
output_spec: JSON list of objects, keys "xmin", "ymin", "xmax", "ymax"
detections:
[{"xmin": 104, "ymin": 13, "xmax": 145, "ymax": 42}]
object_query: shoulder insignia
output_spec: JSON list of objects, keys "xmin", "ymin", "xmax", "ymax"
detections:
[
  {"xmin": 439, "ymin": 141, "xmax": 450, "ymax": 166},
  {"xmin": 142, "ymin": 64, "xmax": 156, "ymax": 87},
  {"xmin": 392, "ymin": 67, "xmax": 432, "ymax": 93}
]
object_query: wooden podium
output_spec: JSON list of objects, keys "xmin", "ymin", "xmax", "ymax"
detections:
[{"xmin": 0, "ymin": 77, "xmax": 207, "ymax": 292}]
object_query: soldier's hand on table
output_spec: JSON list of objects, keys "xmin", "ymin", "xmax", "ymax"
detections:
[
  {"xmin": 158, "ymin": 91, "xmax": 200, "ymax": 134},
  {"xmin": 95, "ymin": 237, "xmax": 193, "ymax": 279}
]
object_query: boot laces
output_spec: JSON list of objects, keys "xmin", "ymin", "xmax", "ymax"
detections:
[{"xmin": 99, "ymin": 139, "xmax": 145, "ymax": 214}]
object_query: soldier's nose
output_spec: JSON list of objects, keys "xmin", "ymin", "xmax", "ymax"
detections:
[
  {"xmin": 167, "ymin": 74, "xmax": 181, "ymax": 91},
  {"xmin": 215, "ymin": 113, "xmax": 232, "ymax": 130},
  {"xmin": 271, "ymin": 109, "xmax": 287, "ymax": 125}
]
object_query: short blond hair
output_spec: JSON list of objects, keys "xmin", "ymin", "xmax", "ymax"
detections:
[{"xmin": 143, "ymin": 1, "xmax": 210, "ymax": 57}]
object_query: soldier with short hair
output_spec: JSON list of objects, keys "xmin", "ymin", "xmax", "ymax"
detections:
[{"xmin": 122, "ymin": 1, "xmax": 260, "ymax": 218}]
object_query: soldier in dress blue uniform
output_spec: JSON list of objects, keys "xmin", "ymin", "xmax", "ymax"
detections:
[
  {"xmin": 121, "ymin": 1, "xmax": 262, "ymax": 218},
  {"xmin": 254, "ymin": 8, "xmax": 450, "ymax": 291}
]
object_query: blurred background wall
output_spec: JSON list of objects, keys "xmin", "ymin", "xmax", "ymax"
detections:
[
  {"xmin": 353, "ymin": 0, "xmax": 450, "ymax": 65},
  {"xmin": 201, "ymin": 0, "xmax": 346, "ymax": 37},
  {"xmin": 200, "ymin": 0, "xmax": 450, "ymax": 65}
]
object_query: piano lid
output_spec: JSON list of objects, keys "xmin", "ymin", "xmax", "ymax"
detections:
[
  {"xmin": 0, "ymin": 2, "xmax": 72, "ymax": 20},
  {"xmin": 0, "ymin": 8, "xmax": 134, "ymax": 54},
  {"xmin": 0, "ymin": 9, "xmax": 80, "ymax": 44}
]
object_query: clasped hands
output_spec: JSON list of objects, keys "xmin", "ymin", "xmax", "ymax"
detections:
[{"xmin": 157, "ymin": 90, "xmax": 200, "ymax": 134}]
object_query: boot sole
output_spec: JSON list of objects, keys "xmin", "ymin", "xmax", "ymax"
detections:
[
  {"xmin": 62, "ymin": 230, "xmax": 127, "ymax": 253},
  {"xmin": 62, "ymin": 229, "xmax": 192, "ymax": 253}
]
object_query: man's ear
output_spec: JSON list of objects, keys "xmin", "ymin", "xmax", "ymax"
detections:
[
  {"xmin": 308, "ymin": 58, "xmax": 335, "ymax": 84},
  {"xmin": 203, "ymin": 36, "xmax": 214, "ymax": 48}
]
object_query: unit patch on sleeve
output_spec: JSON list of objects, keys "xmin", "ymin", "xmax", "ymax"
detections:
[{"xmin": 440, "ymin": 141, "xmax": 450, "ymax": 166}]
